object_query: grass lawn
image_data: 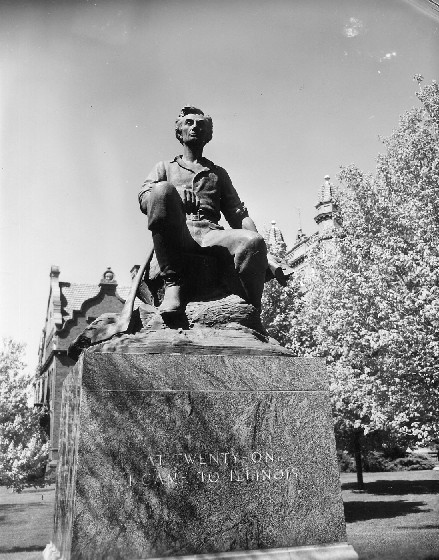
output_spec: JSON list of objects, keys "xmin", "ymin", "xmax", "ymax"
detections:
[
  {"xmin": 0, "ymin": 485, "xmax": 54, "ymax": 560},
  {"xmin": 0, "ymin": 471, "xmax": 438, "ymax": 560},
  {"xmin": 342, "ymin": 470, "xmax": 439, "ymax": 560}
]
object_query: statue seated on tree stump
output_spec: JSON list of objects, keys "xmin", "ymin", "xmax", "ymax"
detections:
[{"xmin": 68, "ymin": 106, "xmax": 291, "ymax": 360}]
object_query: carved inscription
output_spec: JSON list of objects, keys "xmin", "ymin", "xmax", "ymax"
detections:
[{"xmin": 123, "ymin": 450, "xmax": 299, "ymax": 490}]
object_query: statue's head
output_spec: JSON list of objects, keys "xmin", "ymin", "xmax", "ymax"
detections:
[{"xmin": 175, "ymin": 106, "xmax": 213, "ymax": 146}]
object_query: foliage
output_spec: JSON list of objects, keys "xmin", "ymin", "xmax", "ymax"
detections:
[
  {"xmin": 0, "ymin": 338, "xmax": 49, "ymax": 492},
  {"xmin": 338, "ymin": 450, "xmax": 435, "ymax": 472},
  {"xmin": 337, "ymin": 450, "xmax": 356, "ymax": 473},
  {"xmin": 362, "ymin": 451, "xmax": 395, "ymax": 472},
  {"xmin": 261, "ymin": 230, "xmax": 317, "ymax": 349},
  {"xmin": 261, "ymin": 274, "xmax": 302, "ymax": 347},
  {"xmin": 263, "ymin": 78, "xmax": 439, "ymax": 449},
  {"xmin": 329, "ymin": 78, "xmax": 439, "ymax": 446},
  {"xmin": 261, "ymin": 233, "xmax": 295, "ymax": 345},
  {"xmin": 391, "ymin": 454, "xmax": 435, "ymax": 471}
]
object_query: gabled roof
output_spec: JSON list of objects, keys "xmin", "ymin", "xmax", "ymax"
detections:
[
  {"xmin": 60, "ymin": 282, "xmax": 101, "ymax": 322},
  {"xmin": 37, "ymin": 266, "xmax": 140, "ymax": 371},
  {"xmin": 58, "ymin": 280, "xmax": 138, "ymax": 326},
  {"xmin": 52, "ymin": 267, "xmax": 137, "ymax": 329},
  {"xmin": 117, "ymin": 286, "xmax": 131, "ymax": 301}
]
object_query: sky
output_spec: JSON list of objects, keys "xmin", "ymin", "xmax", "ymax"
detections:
[{"xmin": 1, "ymin": 0, "xmax": 438, "ymax": 372}]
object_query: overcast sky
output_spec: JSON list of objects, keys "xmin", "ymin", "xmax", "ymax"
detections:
[{"xmin": 1, "ymin": 0, "xmax": 438, "ymax": 371}]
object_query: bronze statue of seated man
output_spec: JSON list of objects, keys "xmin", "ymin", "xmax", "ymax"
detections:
[
  {"xmin": 139, "ymin": 105, "xmax": 282, "ymax": 316},
  {"xmin": 67, "ymin": 106, "xmax": 292, "ymax": 359}
]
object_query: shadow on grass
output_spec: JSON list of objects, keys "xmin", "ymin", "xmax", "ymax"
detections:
[
  {"xmin": 342, "ymin": 478, "xmax": 439, "ymax": 495},
  {"xmin": 396, "ymin": 524, "xmax": 439, "ymax": 530},
  {"xmin": 0, "ymin": 502, "xmax": 47, "ymax": 525},
  {"xmin": 344, "ymin": 499, "xmax": 428, "ymax": 522},
  {"xmin": 0, "ymin": 545, "xmax": 44, "ymax": 553}
]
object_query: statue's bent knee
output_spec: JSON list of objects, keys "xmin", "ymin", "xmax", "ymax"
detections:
[
  {"xmin": 242, "ymin": 231, "xmax": 267, "ymax": 255},
  {"xmin": 234, "ymin": 231, "xmax": 267, "ymax": 273},
  {"xmin": 147, "ymin": 182, "xmax": 183, "ymax": 231},
  {"xmin": 150, "ymin": 181, "xmax": 177, "ymax": 199}
]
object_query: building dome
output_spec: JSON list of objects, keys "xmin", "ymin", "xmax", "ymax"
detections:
[
  {"xmin": 319, "ymin": 175, "xmax": 336, "ymax": 203},
  {"xmin": 315, "ymin": 175, "xmax": 339, "ymax": 236},
  {"xmin": 266, "ymin": 220, "xmax": 286, "ymax": 252}
]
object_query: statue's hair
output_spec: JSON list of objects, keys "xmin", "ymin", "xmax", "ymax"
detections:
[{"xmin": 175, "ymin": 106, "xmax": 213, "ymax": 145}]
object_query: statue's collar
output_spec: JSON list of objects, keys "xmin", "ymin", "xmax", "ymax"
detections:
[{"xmin": 174, "ymin": 155, "xmax": 216, "ymax": 174}]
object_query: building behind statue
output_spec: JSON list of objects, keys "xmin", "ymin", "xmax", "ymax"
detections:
[
  {"xmin": 33, "ymin": 266, "xmax": 139, "ymax": 469},
  {"xmin": 265, "ymin": 174, "xmax": 339, "ymax": 266}
]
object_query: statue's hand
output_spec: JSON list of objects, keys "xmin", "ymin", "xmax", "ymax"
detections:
[{"xmin": 183, "ymin": 188, "xmax": 200, "ymax": 215}]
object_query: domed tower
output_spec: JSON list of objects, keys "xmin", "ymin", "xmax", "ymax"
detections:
[
  {"xmin": 314, "ymin": 175, "xmax": 339, "ymax": 238},
  {"xmin": 266, "ymin": 220, "xmax": 287, "ymax": 255}
]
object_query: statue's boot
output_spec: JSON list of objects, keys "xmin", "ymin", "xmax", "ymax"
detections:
[
  {"xmin": 159, "ymin": 275, "xmax": 184, "ymax": 315},
  {"xmin": 152, "ymin": 231, "xmax": 186, "ymax": 315}
]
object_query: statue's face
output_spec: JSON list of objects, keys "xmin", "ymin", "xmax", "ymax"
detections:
[{"xmin": 180, "ymin": 114, "xmax": 209, "ymax": 146}]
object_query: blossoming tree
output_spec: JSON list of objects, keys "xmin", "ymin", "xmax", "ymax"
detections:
[
  {"xmin": 0, "ymin": 338, "xmax": 49, "ymax": 492},
  {"xmin": 263, "ymin": 78, "xmax": 439, "ymax": 456}
]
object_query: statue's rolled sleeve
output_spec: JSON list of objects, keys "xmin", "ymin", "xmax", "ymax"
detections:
[
  {"xmin": 139, "ymin": 161, "xmax": 167, "ymax": 214},
  {"xmin": 218, "ymin": 167, "xmax": 249, "ymax": 228}
]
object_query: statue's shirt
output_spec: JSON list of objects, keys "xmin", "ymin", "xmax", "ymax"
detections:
[{"xmin": 139, "ymin": 156, "xmax": 248, "ymax": 227}]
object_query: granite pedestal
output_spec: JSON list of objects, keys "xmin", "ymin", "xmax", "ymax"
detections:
[{"xmin": 45, "ymin": 342, "xmax": 357, "ymax": 560}]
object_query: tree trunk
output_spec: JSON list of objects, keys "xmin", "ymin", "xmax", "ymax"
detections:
[{"xmin": 353, "ymin": 430, "xmax": 365, "ymax": 491}]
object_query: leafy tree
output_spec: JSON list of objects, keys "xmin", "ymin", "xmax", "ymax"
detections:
[
  {"xmin": 0, "ymin": 338, "xmax": 49, "ymax": 492},
  {"xmin": 261, "ymin": 228, "xmax": 306, "ymax": 347},
  {"xmin": 283, "ymin": 77, "xmax": 439, "ymax": 451}
]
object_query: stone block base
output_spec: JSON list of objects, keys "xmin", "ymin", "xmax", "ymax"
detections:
[
  {"xmin": 44, "ymin": 542, "xmax": 358, "ymax": 560},
  {"xmin": 50, "ymin": 346, "xmax": 356, "ymax": 560}
]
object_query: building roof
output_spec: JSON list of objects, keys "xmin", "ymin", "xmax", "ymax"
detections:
[
  {"xmin": 60, "ymin": 282, "xmax": 101, "ymax": 322},
  {"xmin": 54, "ymin": 267, "xmax": 137, "ymax": 328},
  {"xmin": 59, "ymin": 282, "xmax": 136, "ymax": 324},
  {"xmin": 267, "ymin": 220, "xmax": 285, "ymax": 246},
  {"xmin": 116, "ymin": 286, "xmax": 131, "ymax": 301},
  {"xmin": 265, "ymin": 220, "xmax": 287, "ymax": 255}
]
